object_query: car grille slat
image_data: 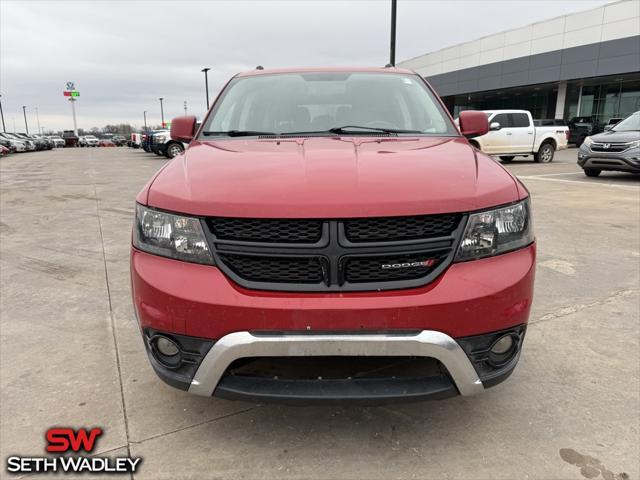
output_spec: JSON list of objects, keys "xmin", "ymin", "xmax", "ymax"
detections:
[
  {"xmin": 344, "ymin": 214, "xmax": 460, "ymax": 243},
  {"xmin": 218, "ymin": 253, "xmax": 325, "ymax": 284},
  {"xmin": 206, "ymin": 215, "xmax": 464, "ymax": 292},
  {"xmin": 590, "ymin": 142, "xmax": 630, "ymax": 153},
  {"xmin": 209, "ymin": 217, "xmax": 323, "ymax": 243}
]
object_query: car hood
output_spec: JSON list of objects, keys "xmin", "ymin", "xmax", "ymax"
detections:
[
  {"xmin": 590, "ymin": 130, "xmax": 640, "ymax": 143},
  {"xmin": 146, "ymin": 136, "xmax": 522, "ymax": 218}
]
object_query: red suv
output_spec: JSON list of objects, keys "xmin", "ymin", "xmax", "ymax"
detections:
[{"xmin": 131, "ymin": 67, "xmax": 535, "ymax": 404}]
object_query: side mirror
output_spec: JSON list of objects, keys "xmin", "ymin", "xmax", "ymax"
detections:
[
  {"xmin": 603, "ymin": 124, "xmax": 613, "ymax": 131},
  {"xmin": 489, "ymin": 122, "xmax": 501, "ymax": 131},
  {"xmin": 170, "ymin": 116, "xmax": 197, "ymax": 143},
  {"xmin": 458, "ymin": 110, "xmax": 489, "ymax": 138}
]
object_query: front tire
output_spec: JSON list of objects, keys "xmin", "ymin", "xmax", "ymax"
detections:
[
  {"xmin": 535, "ymin": 143, "xmax": 555, "ymax": 163},
  {"xmin": 499, "ymin": 156, "xmax": 515, "ymax": 163},
  {"xmin": 584, "ymin": 168, "xmax": 601, "ymax": 177},
  {"xmin": 165, "ymin": 142, "xmax": 184, "ymax": 159}
]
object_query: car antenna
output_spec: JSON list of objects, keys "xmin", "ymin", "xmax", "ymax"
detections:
[{"xmin": 256, "ymin": 65, "xmax": 264, "ymax": 70}]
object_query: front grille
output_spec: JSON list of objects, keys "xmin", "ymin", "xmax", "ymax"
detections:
[
  {"xmin": 218, "ymin": 253, "xmax": 324, "ymax": 284},
  {"xmin": 209, "ymin": 218, "xmax": 323, "ymax": 243},
  {"xmin": 590, "ymin": 142, "xmax": 630, "ymax": 153},
  {"xmin": 344, "ymin": 251, "xmax": 449, "ymax": 283},
  {"xmin": 205, "ymin": 215, "xmax": 465, "ymax": 292},
  {"xmin": 344, "ymin": 214, "xmax": 460, "ymax": 243}
]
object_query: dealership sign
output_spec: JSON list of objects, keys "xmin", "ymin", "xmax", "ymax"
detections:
[{"xmin": 64, "ymin": 81, "xmax": 80, "ymax": 97}]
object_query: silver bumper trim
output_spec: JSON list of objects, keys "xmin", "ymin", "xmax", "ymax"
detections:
[{"xmin": 188, "ymin": 331, "xmax": 484, "ymax": 397}]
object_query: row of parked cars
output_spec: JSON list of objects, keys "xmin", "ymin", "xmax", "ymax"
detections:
[
  {"xmin": 0, "ymin": 132, "xmax": 66, "ymax": 155},
  {"xmin": 77, "ymin": 134, "xmax": 127, "ymax": 147},
  {"xmin": 128, "ymin": 129, "xmax": 185, "ymax": 159}
]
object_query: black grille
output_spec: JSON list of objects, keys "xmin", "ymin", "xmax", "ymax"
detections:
[
  {"xmin": 206, "ymin": 215, "xmax": 465, "ymax": 292},
  {"xmin": 209, "ymin": 217, "xmax": 323, "ymax": 243},
  {"xmin": 344, "ymin": 214, "xmax": 460, "ymax": 243},
  {"xmin": 344, "ymin": 252, "xmax": 448, "ymax": 283},
  {"xmin": 590, "ymin": 143, "xmax": 630, "ymax": 153},
  {"xmin": 218, "ymin": 253, "xmax": 324, "ymax": 284}
]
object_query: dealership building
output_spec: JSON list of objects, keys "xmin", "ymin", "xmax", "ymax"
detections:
[{"xmin": 399, "ymin": 0, "xmax": 640, "ymax": 123}]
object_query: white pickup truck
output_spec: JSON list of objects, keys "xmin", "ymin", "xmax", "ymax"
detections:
[{"xmin": 469, "ymin": 110, "xmax": 569, "ymax": 163}]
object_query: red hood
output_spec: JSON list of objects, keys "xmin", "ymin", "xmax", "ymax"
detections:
[{"xmin": 145, "ymin": 136, "xmax": 522, "ymax": 217}]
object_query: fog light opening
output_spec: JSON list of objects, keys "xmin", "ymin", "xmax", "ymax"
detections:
[
  {"xmin": 151, "ymin": 335, "xmax": 183, "ymax": 368},
  {"xmin": 488, "ymin": 334, "xmax": 518, "ymax": 366}
]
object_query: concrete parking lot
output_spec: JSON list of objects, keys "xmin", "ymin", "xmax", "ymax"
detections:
[{"xmin": 1, "ymin": 146, "xmax": 638, "ymax": 480}]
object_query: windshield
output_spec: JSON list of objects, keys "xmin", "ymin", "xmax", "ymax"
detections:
[
  {"xmin": 201, "ymin": 72, "xmax": 456, "ymax": 137},
  {"xmin": 612, "ymin": 112, "xmax": 640, "ymax": 132}
]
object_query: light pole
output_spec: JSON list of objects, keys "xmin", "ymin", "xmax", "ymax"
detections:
[
  {"xmin": 143, "ymin": 110, "xmax": 148, "ymax": 131},
  {"xmin": 22, "ymin": 105, "xmax": 29, "ymax": 134},
  {"xmin": 201, "ymin": 67, "xmax": 211, "ymax": 110},
  {"xmin": 159, "ymin": 97, "xmax": 164, "ymax": 127},
  {"xmin": 36, "ymin": 107, "xmax": 42, "ymax": 134},
  {"xmin": 0, "ymin": 95, "xmax": 6, "ymax": 132},
  {"xmin": 389, "ymin": 0, "xmax": 397, "ymax": 66}
]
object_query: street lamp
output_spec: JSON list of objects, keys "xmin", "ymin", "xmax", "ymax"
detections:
[
  {"xmin": 201, "ymin": 67, "xmax": 211, "ymax": 110},
  {"xmin": 159, "ymin": 98, "xmax": 164, "ymax": 127},
  {"xmin": 389, "ymin": 0, "xmax": 397, "ymax": 66},
  {"xmin": 22, "ymin": 105, "xmax": 29, "ymax": 134},
  {"xmin": 143, "ymin": 110, "xmax": 148, "ymax": 131},
  {"xmin": 36, "ymin": 107, "xmax": 41, "ymax": 134},
  {"xmin": 0, "ymin": 95, "xmax": 6, "ymax": 132}
]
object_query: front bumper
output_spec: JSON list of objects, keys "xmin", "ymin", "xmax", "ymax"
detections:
[
  {"xmin": 132, "ymin": 243, "xmax": 535, "ymax": 401},
  {"xmin": 578, "ymin": 145, "xmax": 640, "ymax": 173}
]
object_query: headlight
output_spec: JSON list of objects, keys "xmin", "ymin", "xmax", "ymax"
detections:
[
  {"xmin": 455, "ymin": 199, "xmax": 533, "ymax": 261},
  {"xmin": 133, "ymin": 204, "xmax": 214, "ymax": 265},
  {"xmin": 583, "ymin": 136, "xmax": 593, "ymax": 147},
  {"xmin": 629, "ymin": 140, "xmax": 640, "ymax": 149},
  {"xmin": 155, "ymin": 135, "xmax": 167, "ymax": 143}
]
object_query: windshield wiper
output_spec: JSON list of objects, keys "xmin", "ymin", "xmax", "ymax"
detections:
[
  {"xmin": 202, "ymin": 130, "xmax": 278, "ymax": 137},
  {"xmin": 328, "ymin": 125, "xmax": 423, "ymax": 135}
]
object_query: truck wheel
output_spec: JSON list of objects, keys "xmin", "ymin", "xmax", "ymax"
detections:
[
  {"xmin": 165, "ymin": 142, "xmax": 184, "ymax": 159},
  {"xmin": 584, "ymin": 168, "xmax": 601, "ymax": 177},
  {"xmin": 534, "ymin": 143, "xmax": 555, "ymax": 163},
  {"xmin": 499, "ymin": 156, "xmax": 515, "ymax": 163}
]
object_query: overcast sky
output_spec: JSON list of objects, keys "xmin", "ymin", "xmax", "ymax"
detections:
[{"xmin": 1, "ymin": 0, "xmax": 612, "ymax": 132}]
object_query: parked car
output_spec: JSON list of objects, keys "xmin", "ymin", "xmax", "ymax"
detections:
[
  {"xmin": 112, "ymin": 135, "xmax": 127, "ymax": 146},
  {"xmin": 129, "ymin": 133, "xmax": 143, "ymax": 148},
  {"xmin": 4, "ymin": 133, "xmax": 35, "ymax": 151},
  {"xmin": 79, "ymin": 135, "xmax": 100, "ymax": 147},
  {"xmin": 98, "ymin": 139, "xmax": 116, "ymax": 147},
  {"xmin": 0, "ymin": 133, "xmax": 27, "ymax": 152},
  {"xmin": 47, "ymin": 136, "xmax": 66, "ymax": 148},
  {"xmin": 132, "ymin": 67, "xmax": 536, "ymax": 404},
  {"xmin": 469, "ymin": 110, "xmax": 569, "ymax": 163},
  {"xmin": 151, "ymin": 130, "xmax": 185, "ymax": 158},
  {"xmin": 15, "ymin": 133, "xmax": 48, "ymax": 150},
  {"xmin": 0, "ymin": 136, "xmax": 19, "ymax": 153},
  {"xmin": 577, "ymin": 111, "xmax": 640, "ymax": 177},
  {"xmin": 62, "ymin": 130, "xmax": 79, "ymax": 147},
  {"xmin": 141, "ymin": 131, "xmax": 161, "ymax": 152},
  {"xmin": 568, "ymin": 116, "xmax": 604, "ymax": 147},
  {"xmin": 0, "ymin": 144, "xmax": 10, "ymax": 156},
  {"xmin": 33, "ymin": 134, "xmax": 55, "ymax": 149}
]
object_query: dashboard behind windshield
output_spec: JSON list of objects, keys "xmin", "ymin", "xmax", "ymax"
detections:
[{"xmin": 200, "ymin": 72, "xmax": 457, "ymax": 138}]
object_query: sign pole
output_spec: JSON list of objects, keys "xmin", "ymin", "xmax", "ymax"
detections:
[{"xmin": 70, "ymin": 98, "xmax": 78, "ymax": 135}]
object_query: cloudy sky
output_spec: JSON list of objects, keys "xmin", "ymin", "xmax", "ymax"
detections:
[{"xmin": 1, "ymin": 0, "xmax": 612, "ymax": 132}]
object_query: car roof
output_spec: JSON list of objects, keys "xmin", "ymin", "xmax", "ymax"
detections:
[{"xmin": 236, "ymin": 66, "xmax": 415, "ymax": 77}]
